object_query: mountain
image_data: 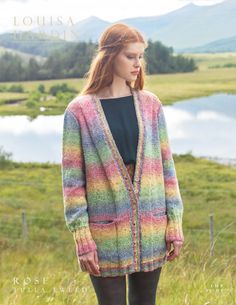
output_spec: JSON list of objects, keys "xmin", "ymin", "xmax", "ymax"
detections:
[
  {"xmin": 0, "ymin": 45, "xmax": 46, "ymax": 63},
  {"xmin": 70, "ymin": 16, "xmax": 110, "ymax": 42},
  {"xmin": 178, "ymin": 35, "xmax": 236, "ymax": 53},
  {"xmin": 0, "ymin": 0, "xmax": 235, "ymax": 53},
  {"xmin": 0, "ymin": 32, "xmax": 75, "ymax": 57},
  {"xmin": 30, "ymin": 16, "xmax": 110, "ymax": 43},
  {"xmin": 115, "ymin": 0, "xmax": 236, "ymax": 49},
  {"xmin": 64, "ymin": 0, "xmax": 236, "ymax": 49}
]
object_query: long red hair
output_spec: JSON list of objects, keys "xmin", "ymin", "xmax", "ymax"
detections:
[{"xmin": 80, "ymin": 23, "xmax": 148, "ymax": 96}]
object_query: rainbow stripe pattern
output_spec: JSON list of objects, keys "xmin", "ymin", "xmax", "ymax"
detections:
[{"xmin": 61, "ymin": 88, "xmax": 184, "ymax": 277}]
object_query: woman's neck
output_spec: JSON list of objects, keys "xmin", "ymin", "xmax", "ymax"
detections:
[{"xmin": 97, "ymin": 84, "xmax": 132, "ymax": 99}]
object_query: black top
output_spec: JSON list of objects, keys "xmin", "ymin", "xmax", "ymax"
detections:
[{"xmin": 100, "ymin": 95, "xmax": 139, "ymax": 165}]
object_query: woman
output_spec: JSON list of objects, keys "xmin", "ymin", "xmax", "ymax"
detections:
[{"xmin": 61, "ymin": 23, "xmax": 184, "ymax": 305}]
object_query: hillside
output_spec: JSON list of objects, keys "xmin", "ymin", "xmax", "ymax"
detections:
[
  {"xmin": 0, "ymin": 32, "xmax": 76, "ymax": 57},
  {"xmin": 178, "ymin": 36, "xmax": 236, "ymax": 54},
  {"xmin": 0, "ymin": 46, "xmax": 46, "ymax": 63},
  {"xmin": 1, "ymin": 1, "xmax": 235, "ymax": 53}
]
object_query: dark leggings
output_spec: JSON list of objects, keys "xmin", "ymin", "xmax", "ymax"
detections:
[{"xmin": 89, "ymin": 267, "xmax": 162, "ymax": 305}]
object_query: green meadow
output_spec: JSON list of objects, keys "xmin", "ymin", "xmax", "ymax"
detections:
[
  {"xmin": 1, "ymin": 155, "xmax": 236, "ymax": 304},
  {"xmin": 0, "ymin": 52, "xmax": 236, "ymax": 116},
  {"xmin": 0, "ymin": 52, "xmax": 236, "ymax": 304}
]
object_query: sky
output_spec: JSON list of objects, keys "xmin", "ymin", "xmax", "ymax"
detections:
[{"xmin": 0, "ymin": 0, "xmax": 225, "ymax": 33}]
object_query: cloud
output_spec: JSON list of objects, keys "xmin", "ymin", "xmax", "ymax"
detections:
[
  {"xmin": 0, "ymin": 0, "xmax": 30, "ymax": 2},
  {"xmin": 0, "ymin": 0, "xmax": 48, "ymax": 2},
  {"xmin": 179, "ymin": 0, "xmax": 225, "ymax": 3}
]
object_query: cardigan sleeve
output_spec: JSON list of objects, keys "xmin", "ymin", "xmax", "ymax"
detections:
[
  {"xmin": 157, "ymin": 102, "xmax": 184, "ymax": 243},
  {"xmin": 61, "ymin": 108, "xmax": 97, "ymax": 256}
]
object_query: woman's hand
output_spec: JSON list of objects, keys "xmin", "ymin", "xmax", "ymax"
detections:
[
  {"xmin": 166, "ymin": 240, "xmax": 184, "ymax": 261},
  {"xmin": 77, "ymin": 250, "xmax": 101, "ymax": 276}
]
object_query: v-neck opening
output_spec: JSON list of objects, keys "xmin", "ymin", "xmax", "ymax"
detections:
[
  {"xmin": 100, "ymin": 94, "xmax": 133, "ymax": 101},
  {"xmin": 92, "ymin": 88, "xmax": 144, "ymax": 196}
]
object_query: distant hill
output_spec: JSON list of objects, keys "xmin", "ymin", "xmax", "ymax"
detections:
[
  {"xmin": 37, "ymin": 0, "xmax": 234, "ymax": 50},
  {"xmin": 30, "ymin": 16, "xmax": 110, "ymax": 43},
  {"xmin": 0, "ymin": 0, "xmax": 235, "ymax": 53},
  {"xmin": 0, "ymin": 46, "xmax": 46, "ymax": 63},
  {"xmin": 0, "ymin": 32, "xmax": 76, "ymax": 57},
  {"xmin": 178, "ymin": 36, "xmax": 236, "ymax": 54},
  {"xmin": 119, "ymin": 0, "xmax": 236, "ymax": 50}
]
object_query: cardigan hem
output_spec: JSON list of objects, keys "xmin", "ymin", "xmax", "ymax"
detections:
[{"xmin": 88, "ymin": 255, "xmax": 167, "ymax": 277}]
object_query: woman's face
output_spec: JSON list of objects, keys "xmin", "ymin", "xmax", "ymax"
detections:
[{"xmin": 112, "ymin": 42, "xmax": 145, "ymax": 82}]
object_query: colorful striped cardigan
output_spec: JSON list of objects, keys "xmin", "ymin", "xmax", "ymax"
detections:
[{"xmin": 61, "ymin": 88, "xmax": 184, "ymax": 277}]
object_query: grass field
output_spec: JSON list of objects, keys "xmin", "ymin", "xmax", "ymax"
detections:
[
  {"xmin": 0, "ymin": 153, "xmax": 236, "ymax": 304},
  {"xmin": 0, "ymin": 53, "xmax": 236, "ymax": 304},
  {"xmin": 183, "ymin": 52, "xmax": 236, "ymax": 70},
  {"xmin": 0, "ymin": 52, "xmax": 236, "ymax": 116}
]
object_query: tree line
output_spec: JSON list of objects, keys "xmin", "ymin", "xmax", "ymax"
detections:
[{"xmin": 0, "ymin": 39, "xmax": 197, "ymax": 82}]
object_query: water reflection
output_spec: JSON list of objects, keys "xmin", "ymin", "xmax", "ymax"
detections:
[
  {"xmin": 165, "ymin": 93, "xmax": 236, "ymax": 166},
  {"xmin": 0, "ymin": 115, "xmax": 62, "ymax": 163},
  {"xmin": 0, "ymin": 93, "xmax": 235, "ymax": 165}
]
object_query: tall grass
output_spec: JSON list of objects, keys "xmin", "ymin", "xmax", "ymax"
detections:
[{"xmin": 0, "ymin": 153, "xmax": 236, "ymax": 304}]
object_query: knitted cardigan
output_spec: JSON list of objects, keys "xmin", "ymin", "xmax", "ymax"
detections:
[{"xmin": 61, "ymin": 87, "xmax": 184, "ymax": 277}]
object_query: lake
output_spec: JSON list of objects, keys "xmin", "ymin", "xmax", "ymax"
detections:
[{"xmin": 0, "ymin": 93, "xmax": 236, "ymax": 166}]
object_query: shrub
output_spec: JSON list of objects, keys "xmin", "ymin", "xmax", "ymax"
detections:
[
  {"xmin": 0, "ymin": 85, "xmax": 7, "ymax": 92},
  {"xmin": 38, "ymin": 84, "xmax": 45, "ymax": 93},
  {"xmin": 56, "ymin": 91, "xmax": 76, "ymax": 103},
  {"xmin": 26, "ymin": 101, "xmax": 37, "ymax": 108},
  {"xmin": 0, "ymin": 146, "xmax": 14, "ymax": 169},
  {"xmin": 49, "ymin": 83, "xmax": 77, "ymax": 96},
  {"xmin": 7, "ymin": 84, "xmax": 24, "ymax": 93}
]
